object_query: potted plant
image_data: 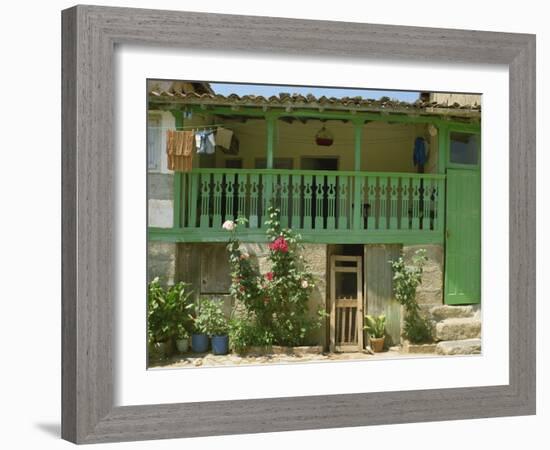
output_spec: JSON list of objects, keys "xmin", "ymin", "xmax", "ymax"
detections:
[
  {"xmin": 191, "ymin": 301, "xmax": 210, "ymax": 353},
  {"xmin": 200, "ymin": 298, "xmax": 230, "ymax": 355},
  {"xmin": 175, "ymin": 327, "xmax": 190, "ymax": 353},
  {"xmin": 147, "ymin": 278, "xmax": 192, "ymax": 359},
  {"xmin": 364, "ymin": 314, "xmax": 386, "ymax": 352}
]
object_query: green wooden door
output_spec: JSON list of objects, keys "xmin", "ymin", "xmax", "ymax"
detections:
[{"xmin": 444, "ymin": 169, "xmax": 481, "ymax": 304}]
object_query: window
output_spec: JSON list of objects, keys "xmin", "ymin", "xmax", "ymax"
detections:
[
  {"xmin": 147, "ymin": 114, "xmax": 162, "ymax": 170},
  {"xmin": 449, "ymin": 132, "xmax": 479, "ymax": 166},
  {"xmin": 255, "ymin": 158, "xmax": 294, "ymax": 169}
]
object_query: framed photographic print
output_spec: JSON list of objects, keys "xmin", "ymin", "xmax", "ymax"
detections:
[{"xmin": 62, "ymin": 5, "xmax": 536, "ymax": 444}]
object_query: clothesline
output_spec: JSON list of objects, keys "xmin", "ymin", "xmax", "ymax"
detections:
[{"xmin": 148, "ymin": 124, "xmax": 230, "ymax": 130}]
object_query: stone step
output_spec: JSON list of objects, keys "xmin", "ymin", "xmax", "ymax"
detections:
[
  {"xmin": 436, "ymin": 338, "xmax": 482, "ymax": 355},
  {"xmin": 434, "ymin": 317, "xmax": 481, "ymax": 341},
  {"xmin": 430, "ymin": 305, "xmax": 475, "ymax": 321}
]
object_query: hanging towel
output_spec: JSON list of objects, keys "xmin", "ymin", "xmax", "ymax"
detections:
[
  {"xmin": 166, "ymin": 130, "xmax": 194, "ymax": 172},
  {"xmin": 215, "ymin": 127, "xmax": 234, "ymax": 151},
  {"xmin": 218, "ymin": 134, "xmax": 239, "ymax": 155},
  {"xmin": 413, "ymin": 137, "xmax": 428, "ymax": 167}
]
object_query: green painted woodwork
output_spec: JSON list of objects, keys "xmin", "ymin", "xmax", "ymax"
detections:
[
  {"xmin": 169, "ymin": 104, "xmax": 481, "ymax": 129},
  {"xmin": 149, "ymin": 227, "xmax": 444, "ymax": 245},
  {"xmin": 151, "ymin": 168, "xmax": 445, "ymax": 244},
  {"xmin": 437, "ymin": 123, "xmax": 448, "ymax": 174},
  {"xmin": 353, "ymin": 119, "xmax": 362, "ymax": 170},
  {"xmin": 171, "ymin": 110, "xmax": 184, "ymax": 228},
  {"xmin": 266, "ymin": 116, "xmax": 276, "ymax": 169},
  {"xmin": 444, "ymin": 169, "xmax": 481, "ymax": 305}
]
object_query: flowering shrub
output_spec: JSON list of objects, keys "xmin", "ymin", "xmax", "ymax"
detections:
[
  {"xmin": 224, "ymin": 207, "xmax": 325, "ymax": 347},
  {"xmin": 390, "ymin": 249, "xmax": 433, "ymax": 343}
]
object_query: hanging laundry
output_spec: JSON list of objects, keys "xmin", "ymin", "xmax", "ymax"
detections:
[
  {"xmin": 166, "ymin": 129, "xmax": 194, "ymax": 172},
  {"xmin": 413, "ymin": 137, "xmax": 428, "ymax": 167},
  {"xmin": 195, "ymin": 130, "xmax": 216, "ymax": 155},
  {"xmin": 222, "ymin": 134, "xmax": 239, "ymax": 155},
  {"xmin": 215, "ymin": 127, "xmax": 234, "ymax": 151}
]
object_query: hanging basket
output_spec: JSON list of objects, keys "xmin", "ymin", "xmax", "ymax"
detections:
[{"xmin": 315, "ymin": 126, "xmax": 334, "ymax": 146}]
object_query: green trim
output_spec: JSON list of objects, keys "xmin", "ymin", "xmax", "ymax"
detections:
[
  {"xmin": 187, "ymin": 168, "xmax": 445, "ymax": 179},
  {"xmin": 184, "ymin": 104, "xmax": 479, "ymax": 127},
  {"xmin": 266, "ymin": 116, "xmax": 276, "ymax": 169},
  {"xmin": 437, "ymin": 123, "xmax": 448, "ymax": 174},
  {"xmin": 148, "ymin": 227, "xmax": 444, "ymax": 245},
  {"xmin": 171, "ymin": 110, "xmax": 184, "ymax": 227},
  {"xmin": 353, "ymin": 119, "xmax": 362, "ymax": 170}
]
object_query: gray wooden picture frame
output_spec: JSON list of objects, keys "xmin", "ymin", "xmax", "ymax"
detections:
[{"xmin": 61, "ymin": 5, "xmax": 536, "ymax": 444}]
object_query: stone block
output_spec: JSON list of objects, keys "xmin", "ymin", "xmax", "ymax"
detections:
[
  {"xmin": 147, "ymin": 242, "xmax": 176, "ymax": 284},
  {"xmin": 148, "ymin": 199, "xmax": 173, "ymax": 228},
  {"xmin": 435, "ymin": 317, "xmax": 481, "ymax": 341},
  {"xmin": 401, "ymin": 341, "xmax": 437, "ymax": 354},
  {"xmin": 430, "ymin": 305, "xmax": 474, "ymax": 321},
  {"xmin": 436, "ymin": 338, "xmax": 482, "ymax": 355}
]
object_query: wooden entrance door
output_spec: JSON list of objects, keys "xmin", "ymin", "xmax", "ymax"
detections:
[
  {"xmin": 329, "ymin": 255, "xmax": 364, "ymax": 352},
  {"xmin": 444, "ymin": 169, "xmax": 481, "ymax": 304}
]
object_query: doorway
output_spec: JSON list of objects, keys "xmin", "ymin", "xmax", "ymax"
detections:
[{"xmin": 301, "ymin": 157, "xmax": 338, "ymax": 229}]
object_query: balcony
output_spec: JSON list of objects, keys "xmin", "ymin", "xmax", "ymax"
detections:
[{"xmin": 150, "ymin": 169, "xmax": 446, "ymax": 244}]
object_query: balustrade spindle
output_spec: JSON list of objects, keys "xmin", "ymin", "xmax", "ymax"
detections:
[
  {"xmin": 212, "ymin": 173, "xmax": 223, "ymax": 228},
  {"xmin": 315, "ymin": 176, "xmax": 324, "ymax": 229},
  {"xmin": 389, "ymin": 176, "xmax": 399, "ymax": 230},
  {"xmin": 199, "ymin": 174, "xmax": 211, "ymax": 228},
  {"xmin": 291, "ymin": 175, "xmax": 301, "ymax": 228},
  {"xmin": 327, "ymin": 175, "xmax": 336, "ymax": 230},
  {"xmin": 400, "ymin": 177, "xmax": 411, "ymax": 230},
  {"xmin": 249, "ymin": 174, "xmax": 260, "ymax": 228},
  {"xmin": 337, "ymin": 176, "xmax": 348, "ymax": 230},
  {"xmin": 411, "ymin": 178, "xmax": 421, "ymax": 230},
  {"xmin": 303, "ymin": 175, "xmax": 313, "ymax": 230},
  {"xmin": 379, "ymin": 177, "xmax": 388, "ymax": 230},
  {"xmin": 366, "ymin": 177, "xmax": 377, "ymax": 230}
]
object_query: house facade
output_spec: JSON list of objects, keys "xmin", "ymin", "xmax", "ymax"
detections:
[{"xmin": 147, "ymin": 81, "xmax": 481, "ymax": 352}]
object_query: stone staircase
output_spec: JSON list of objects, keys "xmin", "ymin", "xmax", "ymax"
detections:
[{"xmin": 429, "ymin": 305, "xmax": 481, "ymax": 355}]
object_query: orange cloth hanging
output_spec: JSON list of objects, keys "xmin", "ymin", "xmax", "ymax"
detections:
[{"xmin": 166, "ymin": 129, "xmax": 194, "ymax": 172}]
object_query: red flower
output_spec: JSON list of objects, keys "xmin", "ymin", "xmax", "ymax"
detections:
[
  {"xmin": 265, "ymin": 272, "xmax": 274, "ymax": 281},
  {"xmin": 269, "ymin": 236, "xmax": 289, "ymax": 253}
]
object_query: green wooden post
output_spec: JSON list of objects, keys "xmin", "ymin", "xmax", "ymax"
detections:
[
  {"xmin": 352, "ymin": 119, "xmax": 363, "ymax": 230},
  {"xmin": 437, "ymin": 123, "xmax": 448, "ymax": 174},
  {"xmin": 264, "ymin": 115, "xmax": 276, "ymax": 221},
  {"xmin": 171, "ymin": 110, "xmax": 183, "ymax": 229}
]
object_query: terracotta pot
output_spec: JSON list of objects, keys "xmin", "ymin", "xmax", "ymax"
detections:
[{"xmin": 370, "ymin": 336, "xmax": 385, "ymax": 353}]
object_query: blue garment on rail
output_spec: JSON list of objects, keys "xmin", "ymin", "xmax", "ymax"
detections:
[
  {"xmin": 195, "ymin": 130, "xmax": 216, "ymax": 154},
  {"xmin": 413, "ymin": 137, "xmax": 428, "ymax": 167}
]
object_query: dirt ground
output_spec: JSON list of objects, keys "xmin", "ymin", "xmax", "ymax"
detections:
[{"xmin": 149, "ymin": 346, "xmax": 438, "ymax": 369}]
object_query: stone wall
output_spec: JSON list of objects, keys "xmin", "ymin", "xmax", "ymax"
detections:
[
  {"xmin": 402, "ymin": 244, "xmax": 444, "ymax": 307},
  {"xmin": 238, "ymin": 243, "xmax": 328, "ymax": 347},
  {"xmin": 147, "ymin": 241, "xmax": 176, "ymax": 285}
]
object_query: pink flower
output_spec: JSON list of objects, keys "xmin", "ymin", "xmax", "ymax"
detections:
[
  {"xmin": 222, "ymin": 220, "xmax": 235, "ymax": 231},
  {"xmin": 269, "ymin": 236, "xmax": 289, "ymax": 253},
  {"xmin": 301, "ymin": 279, "xmax": 309, "ymax": 289},
  {"xmin": 265, "ymin": 272, "xmax": 274, "ymax": 281},
  {"xmin": 240, "ymin": 252, "xmax": 249, "ymax": 260}
]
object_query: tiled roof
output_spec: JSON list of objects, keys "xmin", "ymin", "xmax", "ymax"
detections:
[{"xmin": 148, "ymin": 90, "xmax": 481, "ymax": 119}]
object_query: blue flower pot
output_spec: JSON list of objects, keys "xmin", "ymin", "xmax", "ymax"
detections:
[
  {"xmin": 191, "ymin": 333, "xmax": 209, "ymax": 353},
  {"xmin": 211, "ymin": 335, "xmax": 229, "ymax": 355}
]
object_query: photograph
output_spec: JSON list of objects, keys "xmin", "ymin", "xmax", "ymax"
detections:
[{"xmin": 146, "ymin": 80, "xmax": 482, "ymax": 369}]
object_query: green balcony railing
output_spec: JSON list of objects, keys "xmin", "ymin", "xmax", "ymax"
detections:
[{"xmin": 166, "ymin": 169, "xmax": 445, "ymax": 243}]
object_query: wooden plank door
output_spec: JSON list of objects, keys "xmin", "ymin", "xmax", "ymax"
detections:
[
  {"xmin": 329, "ymin": 256, "xmax": 363, "ymax": 352},
  {"xmin": 364, "ymin": 245, "xmax": 402, "ymax": 346},
  {"xmin": 444, "ymin": 169, "xmax": 481, "ymax": 304}
]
